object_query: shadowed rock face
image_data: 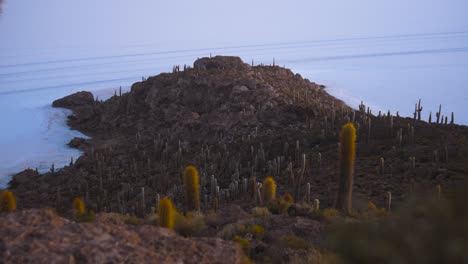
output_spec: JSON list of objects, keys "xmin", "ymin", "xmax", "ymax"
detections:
[{"xmin": 0, "ymin": 209, "xmax": 245, "ymax": 263}]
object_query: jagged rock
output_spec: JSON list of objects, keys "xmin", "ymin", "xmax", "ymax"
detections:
[{"xmin": 0, "ymin": 209, "xmax": 245, "ymax": 263}]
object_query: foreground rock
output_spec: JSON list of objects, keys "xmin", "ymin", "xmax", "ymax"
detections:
[{"xmin": 0, "ymin": 209, "xmax": 244, "ymax": 263}]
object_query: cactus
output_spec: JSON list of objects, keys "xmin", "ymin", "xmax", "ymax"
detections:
[
  {"xmin": 262, "ymin": 177, "xmax": 276, "ymax": 204},
  {"xmin": 213, "ymin": 196, "xmax": 219, "ymax": 212},
  {"xmin": 436, "ymin": 104, "xmax": 442, "ymax": 124},
  {"xmin": 450, "ymin": 112, "xmax": 454, "ymax": 125},
  {"xmin": 313, "ymin": 199, "xmax": 320, "ymax": 211},
  {"xmin": 335, "ymin": 123, "xmax": 356, "ymax": 215},
  {"xmin": 367, "ymin": 118, "xmax": 372, "ymax": 143},
  {"xmin": 416, "ymin": 99, "xmax": 423, "ymax": 121},
  {"xmin": 409, "ymin": 156, "xmax": 416, "ymax": 169},
  {"xmin": 380, "ymin": 157, "xmax": 385, "ymax": 176},
  {"xmin": 72, "ymin": 197, "xmax": 85, "ymax": 216},
  {"xmin": 250, "ymin": 177, "xmax": 257, "ymax": 199},
  {"xmin": 0, "ymin": 190, "xmax": 16, "ymax": 213},
  {"xmin": 283, "ymin": 192, "xmax": 294, "ymax": 203},
  {"xmin": 158, "ymin": 197, "xmax": 175, "ymax": 229},
  {"xmin": 386, "ymin": 191, "xmax": 392, "ymax": 212},
  {"xmin": 183, "ymin": 165, "xmax": 200, "ymax": 211}
]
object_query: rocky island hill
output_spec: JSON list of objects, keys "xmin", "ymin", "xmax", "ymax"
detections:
[{"xmin": 2, "ymin": 56, "xmax": 468, "ymax": 263}]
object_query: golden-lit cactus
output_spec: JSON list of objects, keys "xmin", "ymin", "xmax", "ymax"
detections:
[
  {"xmin": 72, "ymin": 197, "xmax": 86, "ymax": 216},
  {"xmin": 183, "ymin": 165, "xmax": 200, "ymax": 211},
  {"xmin": 262, "ymin": 176, "xmax": 276, "ymax": 204},
  {"xmin": 283, "ymin": 192, "xmax": 294, "ymax": 203},
  {"xmin": 0, "ymin": 190, "xmax": 16, "ymax": 213},
  {"xmin": 158, "ymin": 197, "xmax": 175, "ymax": 229},
  {"xmin": 335, "ymin": 123, "xmax": 356, "ymax": 215}
]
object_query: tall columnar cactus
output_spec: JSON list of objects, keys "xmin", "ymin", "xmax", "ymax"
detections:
[
  {"xmin": 262, "ymin": 176, "xmax": 276, "ymax": 204},
  {"xmin": 436, "ymin": 104, "xmax": 442, "ymax": 124},
  {"xmin": 386, "ymin": 191, "xmax": 392, "ymax": 212},
  {"xmin": 72, "ymin": 197, "xmax": 85, "ymax": 216},
  {"xmin": 0, "ymin": 190, "xmax": 16, "ymax": 213},
  {"xmin": 335, "ymin": 123, "xmax": 356, "ymax": 215},
  {"xmin": 380, "ymin": 157, "xmax": 385, "ymax": 176},
  {"xmin": 183, "ymin": 165, "xmax": 200, "ymax": 211},
  {"xmin": 158, "ymin": 197, "xmax": 175, "ymax": 229}
]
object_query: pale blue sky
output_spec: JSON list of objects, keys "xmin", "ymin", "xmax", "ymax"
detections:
[{"xmin": 1, "ymin": 0, "xmax": 467, "ymax": 51}]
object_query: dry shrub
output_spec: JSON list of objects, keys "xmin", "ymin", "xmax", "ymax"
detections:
[
  {"xmin": 246, "ymin": 224, "xmax": 265, "ymax": 240},
  {"xmin": 251, "ymin": 207, "xmax": 271, "ymax": 218},
  {"xmin": 268, "ymin": 198, "xmax": 291, "ymax": 215},
  {"xmin": 174, "ymin": 211, "xmax": 206, "ymax": 237},
  {"xmin": 277, "ymin": 233, "xmax": 311, "ymax": 250},
  {"xmin": 233, "ymin": 235, "xmax": 250, "ymax": 251},
  {"xmin": 320, "ymin": 208, "xmax": 340, "ymax": 223},
  {"xmin": 122, "ymin": 215, "xmax": 142, "ymax": 225}
]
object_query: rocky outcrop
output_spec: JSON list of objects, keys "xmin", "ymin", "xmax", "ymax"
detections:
[
  {"xmin": 0, "ymin": 209, "xmax": 245, "ymax": 263},
  {"xmin": 52, "ymin": 91, "xmax": 94, "ymax": 109},
  {"xmin": 193, "ymin": 56, "xmax": 250, "ymax": 71}
]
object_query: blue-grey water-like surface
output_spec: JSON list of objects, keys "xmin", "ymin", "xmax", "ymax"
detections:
[{"xmin": 1, "ymin": 31, "xmax": 468, "ymax": 187}]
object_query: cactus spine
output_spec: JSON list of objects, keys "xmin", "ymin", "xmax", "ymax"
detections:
[
  {"xmin": 72, "ymin": 197, "xmax": 85, "ymax": 216},
  {"xmin": 0, "ymin": 190, "xmax": 16, "ymax": 213},
  {"xmin": 158, "ymin": 197, "xmax": 175, "ymax": 229},
  {"xmin": 262, "ymin": 177, "xmax": 276, "ymax": 204},
  {"xmin": 335, "ymin": 123, "xmax": 356, "ymax": 215},
  {"xmin": 183, "ymin": 165, "xmax": 200, "ymax": 211}
]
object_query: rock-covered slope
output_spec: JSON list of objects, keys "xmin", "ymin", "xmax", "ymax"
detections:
[{"xmin": 9, "ymin": 56, "xmax": 468, "ymax": 217}]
